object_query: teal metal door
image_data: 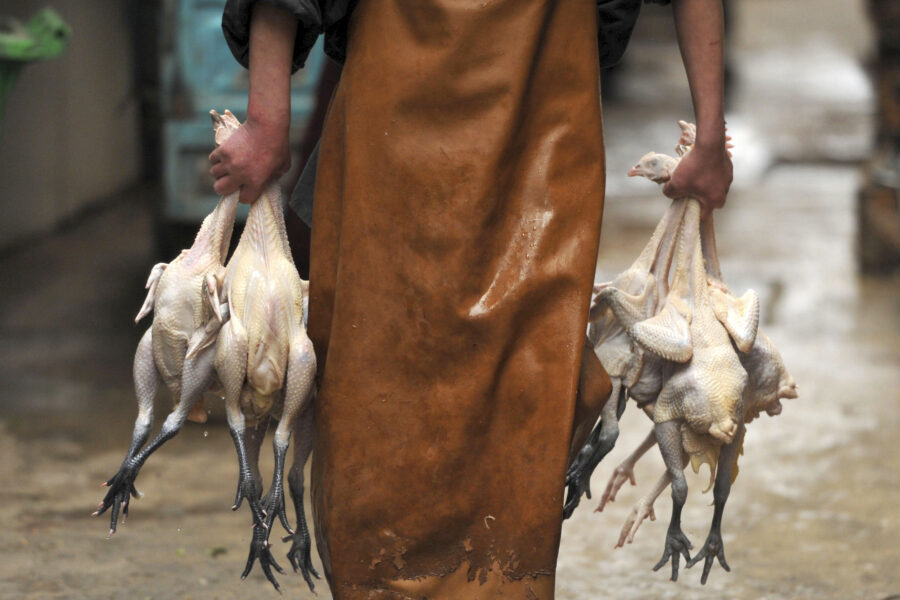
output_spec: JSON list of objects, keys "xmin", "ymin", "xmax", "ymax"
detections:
[{"xmin": 161, "ymin": 0, "xmax": 324, "ymax": 223}]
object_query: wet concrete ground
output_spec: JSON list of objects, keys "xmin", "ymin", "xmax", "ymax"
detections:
[{"xmin": 1, "ymin": 0, "xmax": 897, "ymax": 598}]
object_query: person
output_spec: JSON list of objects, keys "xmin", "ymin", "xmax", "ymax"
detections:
[{"xmin": 209, "ymin": 1, "xmax": 732, "ymax": 598}]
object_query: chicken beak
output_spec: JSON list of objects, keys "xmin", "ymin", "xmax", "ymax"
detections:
[
  {"xmin": 627, "ymin": 165, "xmax": 641, "ymax": 177},
  {"xmin": 780, "ymin": 383, "xmax": 799, "ymax": 400}
]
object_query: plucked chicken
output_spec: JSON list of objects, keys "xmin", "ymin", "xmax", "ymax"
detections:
[
  {"xmin": 196, "ymin": 111, "xmax": 318, "ymax": 592},
  {"xmin": 93, "ymin": 110, "xmax": 240, "ymax": 535},
  {"xmin": 564, "ymin": 123, "xmax": 736, "ymax": 518},
  {"xmin": 566, "ymin": 122, "xmax": 795, "ymax": 585},
  {"xmin": 595, "ymin": 326, "xmax": 797, "ymax": 582},
  {"xmin": 564, "ymin": 199, "xmax": 687, "ymax": 517}
]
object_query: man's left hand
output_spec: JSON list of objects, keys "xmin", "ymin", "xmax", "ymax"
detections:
[{"xmin": 663, "ymin": 140, "xmax": 733, "ymax": 213}]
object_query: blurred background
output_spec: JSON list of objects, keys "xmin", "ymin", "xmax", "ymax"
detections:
[{"xmin": 0, "ymin": 0, "xmax": 897, "ymax": 598}]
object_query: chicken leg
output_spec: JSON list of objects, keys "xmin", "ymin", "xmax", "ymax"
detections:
[
  {"xmin": 282, "ymin": 401, "xmax": 320, "ymax": 590},
  {"xmin": 563, "ymin": 380, "xmax": 625, "ymax": 518},
  {"xmin": 564, "ymin": 200, "xmax": 687, "ymax": 518},
  {"xmin": 652, "ymin": 420, "xmax": 693, "ymax": 581},
  {"xmin": 687, "ymin": 425, "xmax": 744, "ymax": 584},
  {"xmin": 95, "ymin": 342, "xmax": 218, "ymax": 534}
]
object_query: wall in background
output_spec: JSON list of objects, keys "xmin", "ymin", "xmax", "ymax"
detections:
[{"xmin": 0, "ymin": 0, "xmax": 140, "ymax": 249}]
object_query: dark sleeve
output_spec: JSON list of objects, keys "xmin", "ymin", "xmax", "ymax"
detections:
[
  {"xmin": 596, "ymin": 0, "xmax": 671, "ymax": 68},
  {"xmin": 222, "ymin": 0, "xmax": 326, "ymax": 72}
]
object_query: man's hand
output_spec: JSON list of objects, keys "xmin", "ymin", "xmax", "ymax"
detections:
[
  {"xmin": 668, "ymin": 0, "xmax": 731, "ymax": 214},
  {"xmin": 209, "ymin": 117, "xmax": 290, "ymax": 204},
  {"xmin": 663, "ymin": 140, "xmax": 732, "ymax": 213},
  {"xmin": 208, "ymin": 3, "xmax": 296, "ymax": 204}
]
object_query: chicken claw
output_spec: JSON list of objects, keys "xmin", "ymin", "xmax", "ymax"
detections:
[
  {"xmin": 242, "ymin": 523, "xmax": 285, "ymax": 592},
  {"xmin": 283, "ymin": 527, "xmax": 320, "ymax": 591},
  {"xmin": 616, "ymin": 497, "xmax": 656, "ymax": 548},
  {"xmin": 652, "ymin": 525, "xmax": 693, "ymax": 581},
  {"xmin": 596, "ymin": 463, "xmax": 635, "ymax": 512},
  {"xmin": 687, "ymin": 529, "xmax": 730, "ymax": 584},
  {"xmin": 93, "ymin": 465, "xmax": 140, "ymax": 535}
]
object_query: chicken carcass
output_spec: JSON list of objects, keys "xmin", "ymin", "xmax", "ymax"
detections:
[
  {"xmin": 569, "ymin": 125, "xmax": 754, "ymax": 582},
  {"xmin": 584, "ymin": 127, "xmax": 795, "ymax": 584},
  {"xmin": 596, "ymin": 328, "xmax": 797, "ymax": 582},
  {"xmin": 564, "ymin": 126, "xmax": 722, "ymax": 518},
  {"xmin": 631, "ymin": 197, "xmax": 747, "ymax": 581},
  {"xmin": 563, "ymin": 199, "xmax": 687, "ymax": 518},
  {"xmin": 93, "ymin": 110, "xmax": 239, "ymax": 535},
  {"xmin": 197, "ymin": 111, "xmax": 317, "ymax": 592}
]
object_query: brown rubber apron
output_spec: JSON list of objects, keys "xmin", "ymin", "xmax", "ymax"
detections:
[{"xmin": 307, "ymin": 1, "xmax": 609, "ymax": 597}]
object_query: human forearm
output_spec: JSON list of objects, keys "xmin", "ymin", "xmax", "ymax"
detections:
[
  {"xmin": 671, "ymin": 0, "xmax": 726, "ymax": 148},
  {"xmin": 210, "ymin": 4, "xmax": 297, "ymax": 203},
  {"xmin": 246, "ymin": 3, "xmax": 296, "ymax": 131},
  {"xmin": 663, "ymin": 0, "xmax": 732, "ymax": 211}
]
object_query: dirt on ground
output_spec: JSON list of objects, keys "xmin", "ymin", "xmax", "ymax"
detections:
[{"xmin": 1, "ymin": 1, "xmax": 897, "ymax": 598}]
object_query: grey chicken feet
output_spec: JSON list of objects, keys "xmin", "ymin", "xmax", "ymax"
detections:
[
  {"xmin": 653, "ymin": 421, "xmax": 693, "ymax": 581},
  {"xmin": 283, "ymin": 521, "xmax": 318, "ymax": 591},
  {"xmin": 282, "ymin": 468, "xmax": 319, "ymax": 591},
  {"xmin": 94, "ymin": 389, "xmax": 208, "ymax": 535},
  {"xmin": 653, "ymin": 523, "xmax": 693, "ymax": 581},
  {"xmin": 686, "ymin": 424, "xmax": 743, "ymax": 584},
  {"xmin": 687, "ymin": 528, "xmax": 730, "ymax": 584},
  {"xmin": 242, "ymin": 522, "xmax": 286, "ymax": 592},
  {"xmin": 94, "ymin": 412, "xmax": 188, "ymax": 535},
  {"xmin": 563, "ymin": 382, "xmax": 625, "ymax": 519},
  {"xmin": 93, "ymin": 462, "xmax": 140, "ymax": 536},
  {"xmin": 281, "ymin": 403, "xmax": 319, "ymax": 591}
]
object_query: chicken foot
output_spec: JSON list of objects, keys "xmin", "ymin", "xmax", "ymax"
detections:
[
  {"xmin": 229, "ymin": 397, "xmax": 319, "ymax": 590},
  {"xmin": 591, "ymin": 428, "xmax": 672, "ymax": 548},
  {"xmin": 563, "ymin": 380, "xmax": 626, "ymax": 519},
  {"xmin": 235, "ymin": 332, "xmax": 316, "ymax": 591},
  {"xmin": 92, "ymin": 329, "xmax": 158, "ymax": 532},
  {"xmin": 596, "ymin": 429, "xmax": 657, "ymax": 512},
  {"xmin": 618, "ymin": 470, "xmax": 670, "ymax": 548},
  {"xmin": 604, "ymin": 422, "xmax": 744, "ymax": 584},
  {"xmin": 282, "ymin": 401, "xmax": 320, "ymax": 591},
  {"xmin": 687, "ymin": 424, "xmax": 744, "ymax": 584},
  {"xmin": 242, "ymin": 521, "xmax": 287, "ymax": 592},
  {"xmin": 223, "ymin": 393, "xmax": 284, "ymax": 589},
  {"xmin": 652, "ymin": 420, "xmax": 693, "ymax": 581},
  {"xmin": 94, "ymin": 343, "xmax": 217, "ymax": 534}
]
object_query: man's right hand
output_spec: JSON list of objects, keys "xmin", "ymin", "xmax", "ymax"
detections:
[{"xmin": 209, "ymin": 116, "xmax": 291, "ymax": 205}]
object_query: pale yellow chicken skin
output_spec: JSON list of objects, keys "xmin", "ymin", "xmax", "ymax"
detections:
[{"xmin": 204, "ymin": 111, "xmax": 317, "ymax": 592}]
